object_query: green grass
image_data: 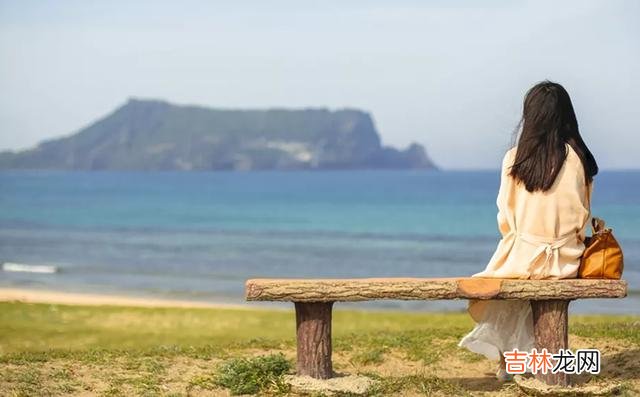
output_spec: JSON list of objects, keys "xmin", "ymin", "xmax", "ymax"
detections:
[
  {"xmin": 570, "ymin": 315, "xmax": 640, "ymax": 344},
  {"xmin": 213, "ymin": 353, "xmax": 291, "ymax": 395},
  {"xmin": 369, "ymin": 373, "xmax": 474, "ymax": 397},
  {"xmin": 0, "ymin": 302, "xmax": 478, "ymax": 354},
  {"xmin": 0, "ymin": 301, "xmax": 638, "ymax": 396}
]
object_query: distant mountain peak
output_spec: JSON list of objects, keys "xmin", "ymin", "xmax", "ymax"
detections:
[{"xmin": 0, "ymin": 99, "xmax": 437, "ymax": 171}]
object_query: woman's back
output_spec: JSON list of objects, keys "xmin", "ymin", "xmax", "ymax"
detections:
[
  {"xmin": 475, "ymin": 143, "xmax": 591, "ymax": 280},
  {"xmin": 509, "ymin": 144, "xmax": 590, "ymax": 241}
]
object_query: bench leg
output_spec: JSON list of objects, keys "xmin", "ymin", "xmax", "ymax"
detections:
[
  {"xmin": 295, "ymin": 302, "xmax": 334, "ymax": 379},
  {"xmin": 531, "ymin": 299, "xmax": 569, "ymax": 387}
]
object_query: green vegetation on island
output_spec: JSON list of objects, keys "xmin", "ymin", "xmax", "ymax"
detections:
[{"xmin": 0, "ymin": 99, "xmax": 437, "ymax": 171}]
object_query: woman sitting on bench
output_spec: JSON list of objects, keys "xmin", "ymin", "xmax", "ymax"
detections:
[{"xmin": 458, "ymin": 81, "xmax": 598, "ymax": 381}]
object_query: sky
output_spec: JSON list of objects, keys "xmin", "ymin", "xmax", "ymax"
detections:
[{"xmin": 0, "ymin": 0, "xmax": 638, "ymax": 169}]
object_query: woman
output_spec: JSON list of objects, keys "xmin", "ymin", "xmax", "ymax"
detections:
[{"xmin": 458, "ymin": 81, "xmax": 598, "ymax": 381}]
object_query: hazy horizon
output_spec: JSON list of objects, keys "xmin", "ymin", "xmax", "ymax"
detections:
[{"xmin": 1, "ymin": 0, "xmax": 638, "ymax": 169}]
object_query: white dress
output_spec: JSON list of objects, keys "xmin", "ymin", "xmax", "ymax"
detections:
[{"xmin": 458, "ymin": 144, "xmax": 592, "ymax": 361}]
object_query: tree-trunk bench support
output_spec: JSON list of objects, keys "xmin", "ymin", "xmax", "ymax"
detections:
[{"xmin": 245, "ymin": 278, "xmax": 627, "ymax": 386}]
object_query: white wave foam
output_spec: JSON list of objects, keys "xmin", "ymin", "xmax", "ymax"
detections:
[{"xmin": 2, "ymin": 262, "xmax": 58, "ymax": 274}]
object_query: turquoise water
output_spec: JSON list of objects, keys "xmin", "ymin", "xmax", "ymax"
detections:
[{"xmin": 1, "ymin": 170, "xmax": 638, "ymax": 313}]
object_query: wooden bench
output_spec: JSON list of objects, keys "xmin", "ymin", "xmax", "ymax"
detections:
[{"xmin": 245, "ymin": 277, "xmax": 627, "ymax": 386}]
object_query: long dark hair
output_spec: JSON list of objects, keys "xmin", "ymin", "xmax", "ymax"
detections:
[{"xmin": 509, "ymin": 81, "xmax": 598, "ymax": 192}]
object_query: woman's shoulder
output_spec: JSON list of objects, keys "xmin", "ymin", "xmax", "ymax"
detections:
[
  {"xmin": 500, "ymin": 144, "xmax": 581, "ymax": 174},
  {"xmin": 564, "ymin": 142, "xmax": 588, "ymax": 182},
  {"xmin": 502, "ymin": 147, "xmax": 517, "ymax": 168},
  {"xmin": 563, "ymin": 143, "xmax": 585, "ymax": 174},
  {"xmin": 565, "ymin": 142, "xmax": 580, "ymax": 162},
  {"xmin": 505, "ymin": 144, "xmax": 579, "ymax": 163}
]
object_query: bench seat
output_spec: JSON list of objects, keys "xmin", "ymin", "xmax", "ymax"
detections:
[
  {"xmin": 244, "ymin": 277, "xmax": 627, "ymax": 387},
  {"xmin": 246, "ymin": 277, "xmax": 627, "ymax": 301}
]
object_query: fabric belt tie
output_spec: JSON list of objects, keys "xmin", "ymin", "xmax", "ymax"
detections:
[{"xmin": 513, "ymin": 231, "xmax": 576, "ymax": 278}]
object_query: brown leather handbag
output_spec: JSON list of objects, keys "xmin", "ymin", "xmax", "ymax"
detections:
[{"xmin": 578, "ymin": 217, "xmax": 624, "ymax": 279}]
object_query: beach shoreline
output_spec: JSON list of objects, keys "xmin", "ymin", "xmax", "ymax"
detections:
[{"xmin": 0, "ymin": 287, "xmax": 256, "ymax": 310}]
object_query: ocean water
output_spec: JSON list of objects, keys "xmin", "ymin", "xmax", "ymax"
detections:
[{"xmin": 0, "ymin": 170, "xmax": 638, "ymax": 314}]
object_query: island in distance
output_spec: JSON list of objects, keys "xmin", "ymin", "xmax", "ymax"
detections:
[{"xmin": 0, "ymin": 99, "xmax": 437, "ymax": 171}]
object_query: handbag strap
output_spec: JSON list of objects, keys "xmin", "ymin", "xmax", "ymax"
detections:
[{"xmin": 592, "ymin": 217, "xmax": 606, "ymax": 234}]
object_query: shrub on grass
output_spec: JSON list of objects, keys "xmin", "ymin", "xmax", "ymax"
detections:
[{"xmin": 214, "ymin": 353, "xmax": 291, "ymax": 395}]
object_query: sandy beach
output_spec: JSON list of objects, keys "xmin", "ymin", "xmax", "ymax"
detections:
[{"xmin": 0, "ymin": 287, "xmax": 253, "ymax": 309}]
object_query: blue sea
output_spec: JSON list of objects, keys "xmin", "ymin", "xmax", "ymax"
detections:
[{"xmin": 1, "ymin": 170, "xmax": 638, "ymax": 314}]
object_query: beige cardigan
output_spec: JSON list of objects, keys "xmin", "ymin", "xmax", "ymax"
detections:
[{"xmin": 469, "ymin": 143, "xmax": 592, "ymax": 320}]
